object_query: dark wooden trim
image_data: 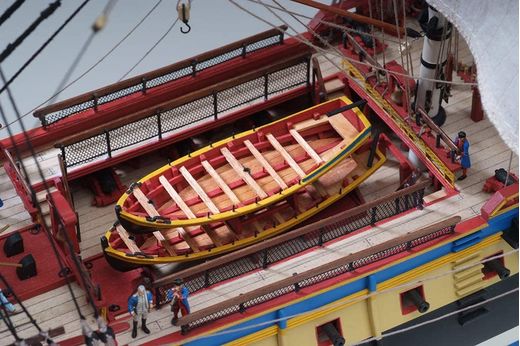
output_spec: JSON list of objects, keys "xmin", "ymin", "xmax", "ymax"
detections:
[
  {"xmin": 34, "ymin": 26, "xmax": 288, "ymax": 118},
  {"xmin": 177, "ymin": 215, "xmax": 461, "ymax": 325},
  {"xmin": 56, "ymin": 52, "xmax": 311, "ymax": 147},
  {"xmin": 153, "ymin": 179, "xmax": 430, "ymax": 287}
]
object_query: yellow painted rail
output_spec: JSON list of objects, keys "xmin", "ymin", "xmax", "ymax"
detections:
[{"xmin": 342, "ymin": 60, "xmax": 455, "ymax": 185}]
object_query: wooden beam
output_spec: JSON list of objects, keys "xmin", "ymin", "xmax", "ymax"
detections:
[
  {"xmin": 221, "ymin": 147, "xmax": 268, "ymax": 199},
  {"xmin": 201, "ymin": 161, "xmax": 241, "ymax": 205},
  {"xmin": 132, "ymin": 187, "xmax": 177, "ymax": 256},
  {"xmin": 266, "ymin": 134, "xmax": 306, "ymax": 178},
  {"xmin": 289, "ymin": 129, "xmax": 323, "ymax": 164},
  {"xmin": 178, "ymin": 229, "xmax": 200, "ymax": 252},
  {"xmin": 179, "ymin": 166, "xmax": 220, "ymax": 214},
  {"xmin": 327, "ymin": 115, "xmax": 359, "ymax": 142},
  {"xmin": 244, "ymin": 140, "xmax": 288, "ymax": 190},
  {"xmin": 290, "ymin": 0, "xmax": 406, "ymax": 37},
  {"xmin": 115, "ymin": 224, "xmax": 140, "ymax": 253},
  {"xmin": 160, "ymin": 175, "xmax": 222, "ymax": 247},
  {"xmin": 159, "ymin": 176, "xmax": 196, "ymax": 218}
]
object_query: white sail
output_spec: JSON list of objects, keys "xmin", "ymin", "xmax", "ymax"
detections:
[{"xmin": 428, "ymin": 0, "xmax": 519, "ymax": 154}]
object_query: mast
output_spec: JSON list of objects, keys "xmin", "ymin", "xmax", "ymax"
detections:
[{"xmin": 413, "ymin": 4, "xmax": 452, "ymax": 125}]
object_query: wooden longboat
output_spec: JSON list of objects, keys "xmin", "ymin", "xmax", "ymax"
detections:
[
  {"xmin": 102, "ymin": 146, "xmax": 386, "ymax": 269},
  {"xmin": 115, "ymin": 97, "xmax": 372, "ymax": 234}
]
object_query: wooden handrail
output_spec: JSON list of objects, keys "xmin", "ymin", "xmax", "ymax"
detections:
[
  {"xmin": 153, "ymin": 179, "xmax": 430, "ymax": 287},
  {"xmin": 178, "ymin": 215, "xmax": 460, "ymax": 326},
  {"xmin": 3, "ymin": 149, "xmax": 32, "ymax": 202},
  {"xmin": 416, "ymin": 107, "xmax": 458, "ymax": 152},
  {"xmin": 34, "ymin": 26, "xmax": 288, "ymax": 119},
  {"xmin": 56, "ymin": 52, "xmax": 311, "ymax": 147}
]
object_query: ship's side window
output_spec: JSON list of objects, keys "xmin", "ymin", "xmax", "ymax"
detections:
[
  {"xmin": 315, "ymin": 318, "xmax": 344, "ymax": 346},
  {"xmin": 400, "ymin": 285, "xmax": 427, "ymax": 315}
]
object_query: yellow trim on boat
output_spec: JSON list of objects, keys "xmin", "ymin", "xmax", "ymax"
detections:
[
  {"xmin": 116, "ymin": 96, "xmax": 372, "ymax": 229},
  {"xmin": 105, "ymin": 149, "xmax": 386, "ymax": 264}
]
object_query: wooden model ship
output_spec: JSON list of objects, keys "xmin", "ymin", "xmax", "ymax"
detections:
[{"xmin": 103, "ymin": 97, "xmax": 386, "ymax": 268}]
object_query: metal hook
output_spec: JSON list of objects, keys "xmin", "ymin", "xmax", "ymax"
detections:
[
  {"xmin": 180, "ymin": 4, "xmax": 191, "ymax": 34},
  {"xmin": 180, "ymin": 21, "xmax": 191, "ymax": 34}
]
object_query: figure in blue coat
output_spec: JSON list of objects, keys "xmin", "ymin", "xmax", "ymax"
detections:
[
  {"xmin": 167, "ymin": 278, "xmax": 190, "ymax": 325},
  {"xmin": 454, "ymin": 131, "xmax": 471, "ymax": 180},
  {"xmin": 128, "ymin": 285, "xmax": 153, "ymax": 338},
  {"xmin": 0, "ymin": 289, "xmax": 16, "ymax": 315}
]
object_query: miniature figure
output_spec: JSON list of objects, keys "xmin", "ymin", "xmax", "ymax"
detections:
[
  {"xmin": 0, "ymin": 289, "xmax": 16, "ymax": 314},
  {"xmin": 167, "ymin": 278, "xmax": 190, "ymax": 325},
  {"xmin": 453, "ymin": 131, "xmax": 471, "ymax": 180},
  {"xmin": 127, "ymin": 285, "xmax": 153, "ymax": 338}
]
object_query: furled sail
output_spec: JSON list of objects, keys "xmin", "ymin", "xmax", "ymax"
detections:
[{"xmin": 428, "ymin": 0, "xmax": 519, "ymax": 154}]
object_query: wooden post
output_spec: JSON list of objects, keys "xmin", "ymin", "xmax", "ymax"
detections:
[
  {"xmin": 58, "ymin": 154, "xmax": 74, "ymax": 208},
  {"xmin": 470, "ymin": 87, "xmax": 484, "ymax": 122}
]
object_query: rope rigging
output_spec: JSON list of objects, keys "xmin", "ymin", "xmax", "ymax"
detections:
[
  {"xmin": 0, "ymin": 0, "xmax": 62, "ymax": 64},
  {"xmin": 0, "ymin": 0, "xmax": 91, "ymax": 96},
  {"xmin": 0, "ymin": 0, "xmax": 163, "ymax": 131},
  {"xmin": 0, "ymin": 0, "xmax": 25, "ymax": 27},
  {"xmin": 0, "ymin": 64, "xmax": 112, "ymax": 343},
  {"xmin": 47, "ymin": 0, "xmax": 118, "ymax": 106}
]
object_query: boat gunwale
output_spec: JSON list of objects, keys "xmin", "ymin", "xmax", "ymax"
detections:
[
  {"xmin": 116, "ymin": 96, "xmax": 372, "ymax": 229},
  {"xmin": 104, "ymin": 148, "xmax": 387, "ymax": 265}
]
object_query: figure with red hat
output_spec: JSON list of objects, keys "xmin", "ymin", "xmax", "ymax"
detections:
[{"xmin": 167, "ymin": 278, "xmax": 190, "ymax": 325}]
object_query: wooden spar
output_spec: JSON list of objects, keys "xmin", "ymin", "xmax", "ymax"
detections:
[
  {"xmin": 201, "ymin": 161, "xmax": 241, "ymax": 205},
  {"xmin": 221, "ymin": 147, "xmax": 268, "ymax": 198},
  {"xmin": 266, "ymin": 134, "xmax": 306, "ymax": 178},
  {"xmin": 179, "ymin": 166, "xmax": 220, "ymax": 214},
  {"xmin": 115, "ymin": 224, "xmax": 140, "ymax": 253},
  {"xmin": 289, "ymin": 129, "xmax": 324, "ymax": 164},
  {"xmin": 159, "ymin": 175, "xmax": 221, "ymax": 248},
  {"xmin": 290, "ymin": 0, "xmax": 406, "ymax": 37},
  {"xmin": 243, "ymin": 140, "xmax": 288, "ymax": 190},
  {"xmin": 132, "ymin": 187, "xmax": 177, "ymax": 255}
]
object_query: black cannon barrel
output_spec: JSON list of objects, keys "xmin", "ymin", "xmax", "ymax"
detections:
[
  {"xmin": 484, "ymin": 259, "xmax": 510, "ymax": 279},
  {"xmin": 322, "ymin": 322, "xmax": 345, "ymax": 346},
  {"xmin": 405, "ymin": 289, "xmax": 430, "ymax": 313}
]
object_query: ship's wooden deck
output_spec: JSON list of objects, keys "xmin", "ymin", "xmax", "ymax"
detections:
[{"xmin": 0, "ymin": 23, "xmax": 518, "ymax": 345}]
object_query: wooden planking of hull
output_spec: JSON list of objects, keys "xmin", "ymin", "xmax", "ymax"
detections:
[
  {"xmin": 103, "ymin": 148, "xmax": 386, "ymax": 267},
  {"xmin": 116, "ymin": 97, "xmax": 372, "ymax": 232}
]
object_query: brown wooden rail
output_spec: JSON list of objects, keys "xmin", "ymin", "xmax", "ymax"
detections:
[
  {"xmin": 153, "ymin": 179, "xmax": 430, "ymax": 287},
  {"xmin": 177, "ymin": 215, "xmax": 461, "ymax": 326},
  {"xmin": 34, "ymin": 25, "xmax": 288, "ymax": 119},
  {"xmin": 3, "ymin": 149, "xmax": 32, "ymax": 202},
  {"xmin": 55, "ymin": 51, "xmax": 311, "ymax": 147},
  {"xmin": 416, "ymin": 107, "xmax": 458, "ymax": 152}
]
